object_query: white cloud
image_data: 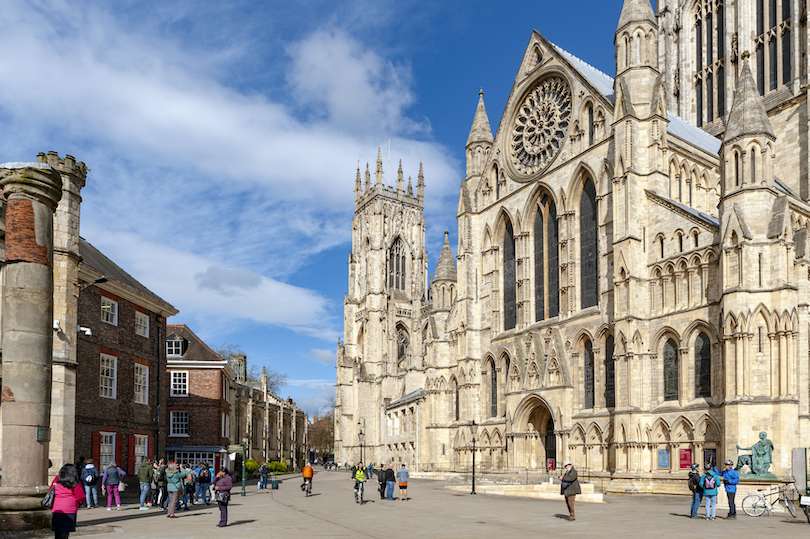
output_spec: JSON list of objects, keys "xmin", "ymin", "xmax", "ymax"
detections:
[
  {"xmin": 0, "ymin": 1, "xmax": 461, "ymax": 338},
  {"xmin": 308, "ymin": 349, "xmax": 336, "ymax": 366}
]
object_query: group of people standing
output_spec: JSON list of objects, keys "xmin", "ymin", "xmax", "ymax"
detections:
[
  {"xmin": 688, "ymin": 460, "xmax": 740, "ymax": 519},
  {"xmin": 350, "ymin": 462, "xmax": 410, "ymax": 502},
  {"xmin": 49, "ymin": 458, "xmax": 236, "ymax": 538}
]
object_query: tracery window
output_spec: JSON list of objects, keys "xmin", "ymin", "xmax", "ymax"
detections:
[
  {"xmin": 396, "ymin": 326, "xmax": 409, "ymax": 363},
  {"xmin": 388, "ymin": 238, "xmax": 407, "ymax": 291},
  {"xmin": 695, "ymin": 332, "xmax": 712, "ymax": 398},
  {"xmin": 503, "ymin": 220, "xmax": 517, "ymax": 330},
  {"xmin": 454, "ymin": 380, "xmax": 460, "ymax": 421},
  {"xmin": 535, "ymin": 195, "xmax": 559, "ymax": 322},
  {"xmin": 756, "ymin": 0, "xmax": 791, "ymax": 95},
  {"xmin": 489, "ymin": 361, "xmax": 497, "ymax": 418},
  {"xmin": 583, "ymin": 339, "xmax": 594, "ymax": 409},
  {"xmin": 664, "ymin": 338, "xmax": 679, "ymax": 401},
  {"xmin": 580, "ymin": 180, "xmax": 599, "ymax": 309},
  {"xmin": 587, "ymin": 105, "xmax": 594, "ymax": 146},
  {"xmin": 694, "ymin": 1, "xmax": 725, "ymax": 126},
  {"xmin": 605, "ymin": 336, "xmax": 615, "ymax": 408}
]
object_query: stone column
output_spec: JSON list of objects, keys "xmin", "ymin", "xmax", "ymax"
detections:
[{"xmin": 0, "ymin": 163, "xmax": 62, "ymax": 521}]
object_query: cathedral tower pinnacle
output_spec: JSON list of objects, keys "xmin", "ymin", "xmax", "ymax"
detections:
[{"xmin": 465, "ymin": 90, "xmax": 493, "ymax": 179}]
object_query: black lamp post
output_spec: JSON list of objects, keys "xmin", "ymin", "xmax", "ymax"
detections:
[
  {"xmin": 470, "ymin": 420, "xmax": 478, "ymax": 495},
  {"xmin": 358, "ymin": 426, "xmax": 365, "ymax": 465}
]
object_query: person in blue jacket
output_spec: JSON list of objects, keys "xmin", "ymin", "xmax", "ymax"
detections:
[
  {"xmin": 713, "ymin": 459, "xmax": 740, "ymax": 519},
  {"xmin": 700, "ymin": 463, "xmax": 720, "ymax": 520}
]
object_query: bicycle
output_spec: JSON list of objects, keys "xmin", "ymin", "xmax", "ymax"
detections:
[
  {"xmin": 800, "ymin": 493, "xmax": 810, "ymax": 524},
  {"xmin": 353, "ymin": 479, "xmax": 364, "ymax": 504},
  {"xmin": 742, "ymin": 485, "xmax": 796, "ymax": 518},
  {"xmin": 303, "ymin": 477, "xmax": 312, "ymax": 497}
]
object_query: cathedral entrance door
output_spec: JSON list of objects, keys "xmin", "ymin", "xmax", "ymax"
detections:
[{"xmin": 522, "ymin": 398, "xmax": 555, "ymax": 471}]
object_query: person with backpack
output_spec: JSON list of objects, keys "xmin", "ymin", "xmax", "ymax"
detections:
[
  {"xmin": 182, "ymin": 463, "xmax": 196, "ymax": 508},
  {"xmin": 81, "ymin": 459, "xmax": 100, "ymax": 509},
  {"xmin": 713, "ymin": 459, "xmax": 740, "ymax": 519},
  {"xmin": 137, "ymin": 458, "xmax": 154, "ymax": 510},
  {"xmin": 687, "ymin": 463, "xmax": 703, "ymax": 518},
  {"xmin": 195, "ymin": 462, "xmax": 211, "ymax": 504},
  {"xmin": 154, "ymin": 458, "xmax": 168, "ymax": 509},
  {"xmin": 700, "ymin": 463, "xmax": 720, "ymax": 520}
]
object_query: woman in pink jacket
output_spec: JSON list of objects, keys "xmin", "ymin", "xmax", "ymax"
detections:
[{"xmin": 50, "ymin": 463, "xmax": 86, "ymax": 539}]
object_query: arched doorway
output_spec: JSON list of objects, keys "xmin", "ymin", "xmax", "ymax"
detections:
[{"xmin": 512, "ymin": 395, "xmax": 557, "ymax": 471}]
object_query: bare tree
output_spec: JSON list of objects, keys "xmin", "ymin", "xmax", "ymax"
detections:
[
  {"xmin": 211, "ymin": 343, "xmax": 288, "ymax": 394},
  {"xmin": 309, "ymin": 394, "xmax": 336, "ymax": 455}
]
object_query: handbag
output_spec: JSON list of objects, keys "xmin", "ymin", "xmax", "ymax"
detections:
[
  {"xmin": 561, "ymin": 481, "xmax": 570, "ymax": 489},
  {"xmin": 117, "ymin": 481, "xmax": 126, "ymax": 493},
  {"xmin": 41, "ymin": 485, "xmax": 56, "ymax": 509},
  {"xmin": 215, "ymin": 491, "xmax": 229, "ymax": 503}
]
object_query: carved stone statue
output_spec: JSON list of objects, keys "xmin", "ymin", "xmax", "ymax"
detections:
[{"xmin": 735, "ymin": 431, "xmax": 775, "ymax": 476}]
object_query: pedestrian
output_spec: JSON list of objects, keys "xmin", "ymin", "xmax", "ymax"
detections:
[
  {"xmin": 165, "ymin": 463, "xmax": 183, "ymax": 518},
  {"xmin": 81, "ymin": 459, "xmax": 99, "ymax": 509},
  {"xmin": 559, "ymin": 460, "xmax": 581, "ymax": 521},
  {"xmin": 150, "ymin": 461, "xmax": 159, "ymax": 507},
  {"xmin": 195, "ymin": 461, "xmax": 211, "ymax": 504},
  {"xmin": 182, "ymin": 463, "xmax": 196, "ymax": 508},
  {"xmin": 378, "ymin": 463, "xmax": 386, "ymax": 499},
  {"xmin": 76, "ymin": 456, "xmax": 86, "ymax": 476},
  {"xmin": 396, "ymin": 464, "xmax": 409, "ymax": 500},
  {"xmin": 713, "ymin": 460, "xmax": 740, "ymax": 519},
  {"xmin": 101, "ymin": 461, "xmax": 125, "ymax": 511},
  {"xmin": 259, "ymin": 462, "xmax": 268, "ymax": 489},
  {"xmin": 687, "ymin": 463, "xmax": 704, "ymax": 518},
  {"xmin": 213, "ymin": 467, "xmax": 233, "ymax": 527},
  {"xmin": 366, "ymin": 462, "xmax": 374, "ymax": 480},
  {"xmin": 50, "ymin": 463, "xmax": 86, "ymax": 539},
  {"xmin": 155, "ymin": 458, "xmax": 168, "ymax": 509},
  {"xmin": 137, "ymin": 458, "xmax": 154, "ymax": 510},
  {"xmin": 700, "ymin": 463, "xmax": 720, "ymax": 520},
  {"xmin": 384, "ymin": 463, "xmax": 396, "ymax": 500}
]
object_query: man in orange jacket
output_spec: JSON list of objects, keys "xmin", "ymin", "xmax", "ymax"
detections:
[{"xmin": 301, "ymin": 462, "xmax": 314, "ymax": 492}]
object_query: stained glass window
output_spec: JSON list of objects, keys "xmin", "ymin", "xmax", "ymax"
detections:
[
  {"xmin": 504, "ymin": 221, "xmax": 516, "ymax": 330},
  {"xmin": 695, "ymin": 332, "xmax": 712, "ymax": 398},
  {"xmin": 584, "ymin": 340, "xmax": 594, "ymax": 409},
  {"xmin": 605, "ymin": 336, "xmax": 615, "ymax": 408},
  {"xmin": 580, "ymin": 181, "xmax": 598, "ymax": 309},
  {"xmin": 490, "ymin": 362, "xmax": 497, "ymax": 417},
  {"xmin": 664, "ymin": 338, "xmax": 679, "ymax": 401}
]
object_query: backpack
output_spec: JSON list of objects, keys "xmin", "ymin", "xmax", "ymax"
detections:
[
  {"xmin": 197, "ymin": 468, "xmax": 210, "ymax": 483},
  {"xmin": 155, "ymin": 466, "xmax": 166, "ymax": 483},
  {"xmin": 703, "ymin": 474, "xmax": 716, "ymax": 490},
  {"xmin": 688, "ymin": 472, "xmax": 702, "ymax": 492},
  {"xmin": 83, "ymin": 467, "xmax": 99, "ymax": 486}
]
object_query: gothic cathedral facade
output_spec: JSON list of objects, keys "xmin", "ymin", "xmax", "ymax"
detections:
[{"xmin": 335, "ymin": 0, "xmax": 810, "ymax": 490}]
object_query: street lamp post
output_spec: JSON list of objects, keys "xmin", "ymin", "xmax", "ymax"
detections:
[
  {"xmin": 358, "ymin": 429, "xmax": 365, "ymax": 466},
  {"xmin": 470, "ymin": 420, "xmax": 478, "ymax": 495}
]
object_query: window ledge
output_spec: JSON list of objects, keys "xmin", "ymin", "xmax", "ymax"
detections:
[{"xmin": 169, "ymin": 434, "xmax": 190, "ymax": 438}]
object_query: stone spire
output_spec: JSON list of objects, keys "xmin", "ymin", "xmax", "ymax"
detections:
[
  {"xmin": 375, "ymin": 147, "xmax": 384, "ymax": 185},
  {"xmin": 617, "ymin": 0, "xmax": 656, "ymax": 32},
  {"xmin": 407, "ymin": 176, "xmax": 413, "ymax": 198},
  {"xmin": 723, "ymin": 58, "xmax": 776, "ymax": 146},
  {"xmin": 364, "ymin": 163, "xmax": 371, "ymax": 191},
  {"xmin": 396, "ymin": 160, "xmax": 404, "ymax": 196},
  {"xmin": 417, "ymin": 163, "xmax": 425, "ymax": 203},
  {"xmin": 355, "ymin": 165, "xmax": 362, "ymax": 201},
  {"xmin": 466, "ymin": 90, "xmax": 494, "ymax": 147},
  {"xmin": 432, "ymin": 230, "xmax": 457, "ymax": 283}
]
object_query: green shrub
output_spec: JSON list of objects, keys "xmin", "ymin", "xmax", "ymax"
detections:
[
  {"xmin": 268, "ymin": 461, "xmax": 287, "ymax": 473},
  {"xmin": 245, "ymin": 459, "xmax": 259, "ymax": 476}
]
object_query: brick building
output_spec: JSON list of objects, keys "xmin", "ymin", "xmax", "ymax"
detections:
[
  {"xmin": 76, "ymin": 238, "xmax": 177, "ymax": 475},
  {"xmin": 166, "ymin": 325, "xmax": 308, "ymax": 470}
]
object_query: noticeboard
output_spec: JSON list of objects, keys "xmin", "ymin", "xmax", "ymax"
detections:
[
  {"xmin": 657, "ymin": 448, "xmax": 670, "ymax": 469},
  {"xmin": 679, "ymin": 448, "xmax": 693, "ymax": 469}
]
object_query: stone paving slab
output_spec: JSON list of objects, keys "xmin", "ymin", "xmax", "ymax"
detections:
[{"xmin": 61, "ymin": 470, "xmax": 809, "ymax": 538}]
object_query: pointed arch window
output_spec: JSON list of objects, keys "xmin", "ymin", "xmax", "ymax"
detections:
[
  {"xmin": 694, "ymin": 2, "xmax": 726, "ymax": 123},
  {"xmin": 584, "ymin": 339, "xmax": 595, "ymax": 409},
  {"xmin": 503, "ymin": 220, "xmax": 517, "ymax": 330},
  {"xmin": 587, "ymin": 105, "xmax": 595, "ymax": 146},
  {"xmin": 396, "ymin": 326, "xmax": 409, "ymax": 363},
  {"xmin": 605, "ymin": 336, "xmax": 615, "ymax": 408},
  {"xmin": 535, "ymin": 195, "xmax": 559, "ymax": 322},
  {"xmin": 489, "ymin": 361, "xmax": 497, "ymax": 418},
  {"xmin": 389, "ymin": 238, "xmax": 407, "ymax": 291},
  {"xmin": 454, "ymin": 381, "xmax": 460, "ymax": 421},
  {"xmin": 580, "ymin": 180, "xmax": 598, "ymax": 309},
  {"xmin": 755, "ymin": 0, "xmax": 791, "ymax": 95},
  {"xmin": 695, "ymin": 332, "xmax": 712, "ymax": 398},
  {"xmin": 664, "ymin": 338, "xmax": 679, "ymax": 401}
]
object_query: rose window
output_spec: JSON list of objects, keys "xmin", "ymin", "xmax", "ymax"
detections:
[{"xmin": 510, "ymin": 77, "xmax": 572, "ymax": 176}]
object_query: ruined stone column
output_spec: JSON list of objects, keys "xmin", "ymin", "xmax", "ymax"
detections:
[{"xmin": 0, "ymin": 163, "xmax": 62, "ymax": 521}]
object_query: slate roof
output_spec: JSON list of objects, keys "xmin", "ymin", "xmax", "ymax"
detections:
[
  {"xmin": 166, "ymin": 324, "xmax": 225, "ymax": 362},
  {"xmin": 79, "ymin": 237, "xmax": 175, "ymax": 311},
  {"xmin": 388, "ymin": 389, "xmax": 425, "ymax": 409}
]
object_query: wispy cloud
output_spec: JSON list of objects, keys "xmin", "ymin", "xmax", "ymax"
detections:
[
  {"xmin": 0, "ymin": 0, "xmax": 460, "ymax": 339},
  {"xmin": 308, "ymin": 349, "xmax": 336, "ymax": 366}
]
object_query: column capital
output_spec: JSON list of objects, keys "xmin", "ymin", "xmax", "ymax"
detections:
[{"xmin": 0, "ymin": 163, "xmax": 62, "ymax": 210}]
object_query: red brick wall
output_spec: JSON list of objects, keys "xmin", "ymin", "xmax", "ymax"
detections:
[
  {"xmin": 167, "ymin": 368, "xmax": 230, "ymax": 448},
  {"xmin": 75, "ymin": 285, "xmax": 168, "ymax": 473}
]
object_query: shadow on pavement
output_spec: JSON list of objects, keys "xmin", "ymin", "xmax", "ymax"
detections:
[
  {"xmin": 224, "ymin": 519, "xmax": 256, "ymax": 527},
  {"xmin": 553, "ymin": 514, "xmax": 571, "ymax": 521},
  {"xmin": 669, "ymin": 513, "xmax": 695, "ymax": 519}
]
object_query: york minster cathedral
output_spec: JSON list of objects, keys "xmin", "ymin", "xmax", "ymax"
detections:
[{"xmin": 335, "ymin": 0, "xmax": 810, "ymax": 491}]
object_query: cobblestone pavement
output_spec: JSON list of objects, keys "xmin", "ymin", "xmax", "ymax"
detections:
[{"xmin": 65, "ymin": 471, "xmax": 807, "ymax": 539}]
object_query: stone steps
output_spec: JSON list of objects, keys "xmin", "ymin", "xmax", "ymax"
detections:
[{"xmin": 445, "ymin": 481, "xmax": 604, "ymax": 503}]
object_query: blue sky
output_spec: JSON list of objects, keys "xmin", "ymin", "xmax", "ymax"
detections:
[{"xmin": 0, "ymin": 0, "xmax": 627, "ymax": 415}]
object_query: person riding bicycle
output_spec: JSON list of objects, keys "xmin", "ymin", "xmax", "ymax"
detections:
[
  {"xmin": 301, "ymin": 462, "xmax": 314, "ymax": 492},
  {"xmin": 353, "ymin": 462, "xmax": 366, "ymax": 501}
]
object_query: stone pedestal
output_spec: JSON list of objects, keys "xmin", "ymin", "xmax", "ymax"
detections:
[{"xmin": 0, "ymin": 163, "xmax": 62, "ymax": 526}]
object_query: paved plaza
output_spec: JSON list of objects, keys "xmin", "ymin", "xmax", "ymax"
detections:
[{"xmin": 53, "ymin": 471, "xmax": 808, "ymax": 539}]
